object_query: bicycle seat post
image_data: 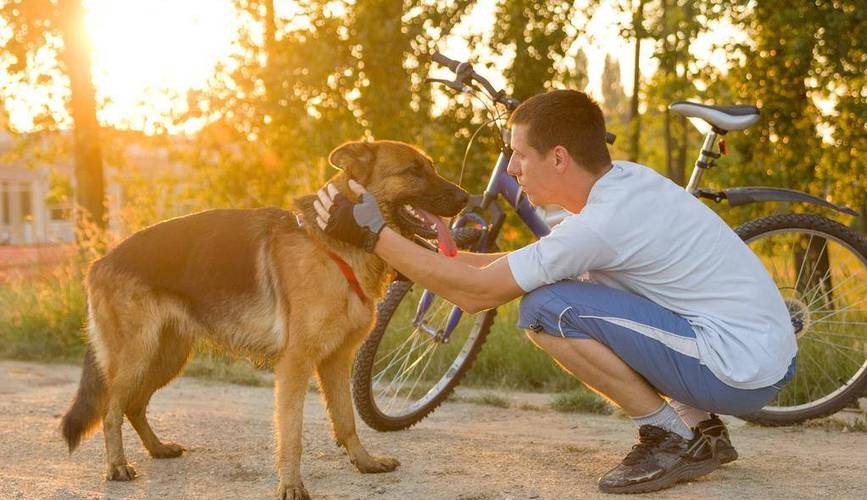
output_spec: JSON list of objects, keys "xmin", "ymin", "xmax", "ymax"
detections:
[{"xmin": 685, "ymin": 130, "xmax": 720, "ymax": 195}]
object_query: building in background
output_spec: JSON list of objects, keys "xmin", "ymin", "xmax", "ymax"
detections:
[
  {"xmin": 0, "ymin": 132, "xmax": 187, "ymax": 246},
  {"xmin": 0, "ymin": 134, "xmax": 74, "ymax": 245}
]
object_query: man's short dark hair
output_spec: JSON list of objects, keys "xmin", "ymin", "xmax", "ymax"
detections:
[{"xmin": 508, "ymin": 90, "xmax": 611, "ymax": 174}]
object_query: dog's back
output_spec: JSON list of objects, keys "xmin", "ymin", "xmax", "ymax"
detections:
[
  {"xmin": 63, "ymin": 207, "xmax": 303, "ymax": 457},
  {"xmin": 103, "ymin": 207, "xmax": 298, "ymax": 309}
]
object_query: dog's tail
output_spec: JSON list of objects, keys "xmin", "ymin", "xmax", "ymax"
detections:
[{"xmin": 61, "ymin": 344, "xmax": 108, "ymax": 453}]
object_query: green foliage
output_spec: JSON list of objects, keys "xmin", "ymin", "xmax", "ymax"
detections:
[
  {"xmin": 0, "ymin": 268, "xmax": 88, "ymax": 361},
  {"xmin": 551, "ymin": 387, "xmax": 613, "ymax": 414},
  {"xmin": 601, "ymin": 54, "xmax": 628, "ymax": 124},
  {"xmin": 491, "ymin": 0, "xmax": 579, "ymax": 100}
]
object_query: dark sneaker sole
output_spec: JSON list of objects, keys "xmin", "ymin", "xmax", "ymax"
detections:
[
  {"xmin": 717, "ymin": 446, "xmax": 738, "ymax": 465},
  {"xmin": 598, "ymin": 457, "xmax": 721, "ymax": 494}
]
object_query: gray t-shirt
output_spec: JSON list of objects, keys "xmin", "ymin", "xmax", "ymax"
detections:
[{"xmin": 507, "ymin": 161, "xmax": 797, "ymax": 389}]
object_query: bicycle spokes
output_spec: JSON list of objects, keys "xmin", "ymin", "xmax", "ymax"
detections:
[
  {"xmin": 369, "ymin": 285, "xmax": 486, "ymax": 416},
  {"xmin": 750, "ymin": 228, "xmax": 867, "ymax": 411}
]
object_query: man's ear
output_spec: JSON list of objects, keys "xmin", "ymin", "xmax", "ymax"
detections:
[
  {"xmin": 552, "ymin": 145, "xmax": 568, "ymax": 173},
  {"xmin": 329, "ymin": 141, "xmax": 376, "ymax": 184}
]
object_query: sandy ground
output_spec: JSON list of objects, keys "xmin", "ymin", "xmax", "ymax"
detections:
[{"xmin": 1, "ymin": 360, "xmax": 866, "ymax": 499}]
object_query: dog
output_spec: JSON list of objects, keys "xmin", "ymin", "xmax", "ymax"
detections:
[{"xmin": 60, "ymin": 140, "xmax": 469, "ymax": 499}]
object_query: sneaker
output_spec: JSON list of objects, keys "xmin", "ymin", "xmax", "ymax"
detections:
[
  {"xmin": 597, "ymin": 425, "xmax": 721, "ymax": 494},
  {"xmin": 695, "ymin": 414, "xmax": 738, "ymax": 464}
]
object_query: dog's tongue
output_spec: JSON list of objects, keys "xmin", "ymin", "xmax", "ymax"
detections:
[{"xmin": 416, "ymin": 208, "xmax": 457, "ymax": 257}]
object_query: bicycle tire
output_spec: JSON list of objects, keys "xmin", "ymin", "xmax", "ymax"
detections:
[
  {"xmin": 352, "ymin": 227, "xmax": 497, "ymax": 431},
  {"xmin": 735, "ymin": 213, "xmax": 867, "ymax": 426}
]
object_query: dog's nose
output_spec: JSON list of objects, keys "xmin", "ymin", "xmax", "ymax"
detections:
[{"xmin": 454, "ymin": 190, "xmax": 469, "ymax": 206}]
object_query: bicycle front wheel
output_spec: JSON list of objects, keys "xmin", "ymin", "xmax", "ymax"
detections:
[
  {"xmin": 736, "ymin": 213, "xmax": 867, "ymax": 426},
  {"xmin": 352, "ymin": 227, "xmax": 496, "ymax": 431}
]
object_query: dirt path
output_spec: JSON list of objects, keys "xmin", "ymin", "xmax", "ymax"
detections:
[{"xmin": 1, "ymin": 360, "xmax": 865, "ymax": 499}]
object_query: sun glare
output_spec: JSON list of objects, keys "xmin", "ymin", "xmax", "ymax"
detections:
[{"xmin": 85, "ymin": 0, "xmax": 240, "ymax": 133}]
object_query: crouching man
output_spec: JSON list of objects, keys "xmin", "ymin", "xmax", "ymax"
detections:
[{"xmin": 315, "ymin": 90, "xmax": 797, "ymax": 493}]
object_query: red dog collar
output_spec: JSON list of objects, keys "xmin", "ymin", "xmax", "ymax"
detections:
[{"xmin": 296, "ymin": 213, "xmax": 369, "ymax": 304}]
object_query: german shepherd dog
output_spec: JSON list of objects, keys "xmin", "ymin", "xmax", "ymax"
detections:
[{"xmin": 61, "ymin": 140, "xmax": 468, "ymax": 499}]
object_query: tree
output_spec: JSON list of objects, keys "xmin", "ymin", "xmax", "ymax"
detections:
[
  {"xmin": 725, "ymin": 1, "xmax": 823, "ymax": 194},
  {"xmin": 179, "ymin": 0, "xmax": 481, "ymax": 208},
  {"xmin": 642, "ymin": 0, "xmax": 714, "ymax": 185},
  {"xmin": 811, "ymin": 0, "xmax": 867, "ymax": 232},
  {"xmin": 563, "ymin": 47, "xmax": 589, "ymax": 92},
  {"xmin": 1, "ymin": 0, "xmax": 107, "ymax": 230},
  {"xmin": 601, "ymin": 54, "xmax": 628, "ymax": 124},
  {"xmin": 492, "ymin": 0, "xmax": 579, "ymax": 100},
  {"xmin": 627, "ymin": 0, "xmax": 647, "ymax": 162}
]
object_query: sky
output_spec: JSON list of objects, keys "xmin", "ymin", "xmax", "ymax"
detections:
[{"xmin": 0, "ymin": 0, "xmax": 745, "ymax": 135}]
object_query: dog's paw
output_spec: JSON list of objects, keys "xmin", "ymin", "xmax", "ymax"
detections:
[
  {"xmin": 106, "ymin": 463, "xmax": 138, "ymax": 481},
  {"xmin": 353, "ymin": 454, "xmax": 401, "ymax": 474},
  {"xmin": 149, "ymin": 442, "xmax": 185, "ymax": 459},
  {"xmin": 277, "ymin": 481, "xmax": 310, "ymax": 500}
]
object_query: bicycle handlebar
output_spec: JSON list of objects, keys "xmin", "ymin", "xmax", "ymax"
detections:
[
  {"xmin": 431, "ymin": 51, "xmax": 518, "ymax": 110},
  {"xmin": 431, "ymin": 52, "xmax": 460, "ymax": 73},
  {"xmin": 430, "ymin": 52, "xmax": 615, "ymax": 145}
]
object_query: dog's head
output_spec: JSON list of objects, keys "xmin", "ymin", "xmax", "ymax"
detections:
[{"xmin": 328, "ymin": 140, "xmax": 468, "ymax": 249}]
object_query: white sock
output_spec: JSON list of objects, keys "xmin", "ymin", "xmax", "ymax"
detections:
[
  {"xmin": 670, "ymin": 400, "xmax": 711, "ymax": 429},
  {"xmin": 631, "ymin": 402, "xmax": 694, "ymax": 440}
]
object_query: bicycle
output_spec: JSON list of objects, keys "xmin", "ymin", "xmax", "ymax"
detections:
[{"xmin": 351, "ymin": 52, "xmax": 867, "ymax": 430}]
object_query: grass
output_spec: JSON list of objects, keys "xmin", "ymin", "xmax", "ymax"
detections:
[
  {"xmin": 804, "ymin": 416, "xmax": 867, "ymax": 433},
  {"xmin": 0, "ymin": 263, "xmax": 273, "ymax": 387},
  {"xmin": 550, "ymin": 388, "xmax": 613, "ymax": 415},
  {"xmin": 0, "ymin": 265, "xmax": 590, "ymax": 403},
  {"xmin": 453, "ymin": 392, "xmax": 511, "ymax": 408},
  {"xmin": 184, "ymin": 348, "xmax": 272, "ymax": 387},
  {"xmin": 3, "ymin": 237, "xmax": 864, "ymax": 422},
  {"xmin": 0, "ymin": 266, "xmax": 88, "ymax": 362}
]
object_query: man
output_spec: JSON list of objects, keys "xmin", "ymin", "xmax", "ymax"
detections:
[{"xmin": 314, "ymin": 90, "xmax": 797, "ymax": 493}]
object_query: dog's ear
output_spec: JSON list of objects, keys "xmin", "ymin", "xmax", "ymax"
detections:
[{"xmin": 329, "ymin": 141, "xmax": 376, "ymax": 184}]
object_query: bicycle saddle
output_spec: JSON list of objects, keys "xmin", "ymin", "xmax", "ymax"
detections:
[{"xmin": 669, "ymin": 101, "xmax": 760, "ymax": 132}]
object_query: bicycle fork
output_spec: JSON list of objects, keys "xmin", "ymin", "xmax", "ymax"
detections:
[{"xmin": 412, "ymin": 213, "xmax": 491, "ymax": 343}]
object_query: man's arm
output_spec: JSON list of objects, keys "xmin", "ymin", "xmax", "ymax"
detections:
[
  {"xmin": 375, "ymin": 228, "xmax": 524, "ymax": 313},
  {"xmin": 454, "ymin": 250, "xmax": 509, "ymax": 268}
]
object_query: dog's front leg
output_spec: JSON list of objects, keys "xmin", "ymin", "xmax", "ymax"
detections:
[
  {"xmin": 316, "ymin": 342, "xmax": 400, "ymax": 474},
  {"xmin": 274, "ymin": 351, "xmax": 315, "ymax": 500}
]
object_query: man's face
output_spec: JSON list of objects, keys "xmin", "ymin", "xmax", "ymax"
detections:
[{"xmin": 507, "ymin": 123, "xmax": 553, "ymax": 206}]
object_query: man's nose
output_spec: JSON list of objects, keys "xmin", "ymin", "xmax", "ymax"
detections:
[{"xmin": 506, "ymin": 157, "xmax": 519, "ymax": 176}]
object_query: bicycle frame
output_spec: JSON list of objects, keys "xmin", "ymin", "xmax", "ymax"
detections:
[
  {"xmin": 686, "ymin": 131, "xmax": 858, "ymax": 216},
  {"xmin": 412, "ymin": 146, "xmax": 551, "ymax": 342}
]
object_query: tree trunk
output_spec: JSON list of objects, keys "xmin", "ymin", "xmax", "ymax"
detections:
[
  {"xmin": 59, "ymin": 0, "xmax": 105, "ymax": 231},
  {"xmin": 677, "ymin": 115, "xmax": 688, "ymax": 184},
  {"xmin": 795, "ymin": 235, "xmax": 833, "ymax": 310},
  {"xmin": 861, "ymin": 197, "xmax": 867, "ymax": 235},
  {"xmin": 665, "ymin": 108, "xmax": 677, "ymax": 182},
  {"xmin": 661, "ymin": 0, "xmax": 676, "ymax": 183},
  {"xmin": 628, "ymin": 0, "xmax": 646, "ymax": 162}
]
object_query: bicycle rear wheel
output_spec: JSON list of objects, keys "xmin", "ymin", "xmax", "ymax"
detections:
[
  {"xmin": 352, "ymin": 227, "xmax": 496, "ymax": 431},
  {"xmin": 735, "ymin": 213, "xmax": 867, "ymax": 425}
]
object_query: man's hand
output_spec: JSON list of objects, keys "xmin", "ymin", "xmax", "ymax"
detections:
[{"xmin": 314, "ymin": 180, "xmax": 385, "ymax": 252}]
